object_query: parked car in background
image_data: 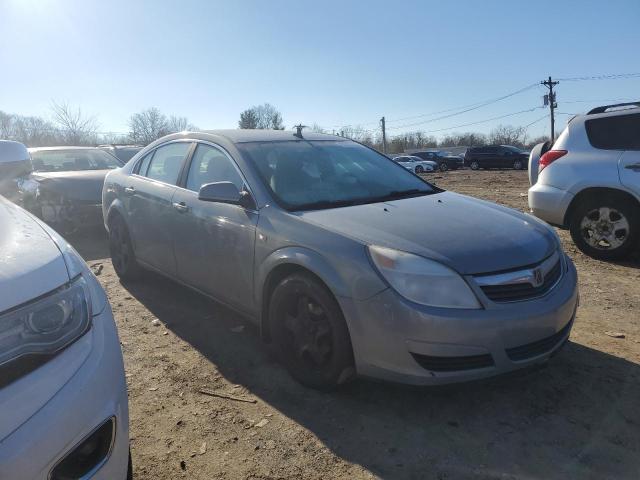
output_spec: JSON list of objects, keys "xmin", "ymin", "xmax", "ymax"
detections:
[
  {"xmin": 412, "ymin": 151, "xmax": 463, "ymax": 171},
  {"xmin": 0, "ymin": 196, "xmax": 130, "ymax": 479},
  {"xmin": 465, "ymin": 145, "xmax": 529, "ymax": 170},
  {"xmin": 21, "ymin": 147, "xmax": 123, "ymax": 234},
  {"xmin": 529, "ymin": 102, "xmax": 640, "ymax": 260},
  {"xmin": 103, "ymin": 129, "xmax": 577, "ymax": 390},
  {"xmin": 99, "ymin": 144, "xmax": 143, "ymax": 163},
  {"xmin": 393, "ymin": 155, "xmax": 437, "ymax": 174},
  {"xmin": 0, "ymin": 140, "xmax": 31, "ymax": 202}
]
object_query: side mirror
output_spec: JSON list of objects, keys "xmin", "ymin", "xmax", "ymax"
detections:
[{"xmin": 198, "ymin": 181, "xmax": 256, "ymax": 210}]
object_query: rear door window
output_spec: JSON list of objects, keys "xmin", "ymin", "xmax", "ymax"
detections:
[
  {"xmin": 145, "ymin": 142, "xmax": 192, "ymax": 184},
  {"xmin": 586, "ymin": 113, "xmax": 640, "ymax": 150}
]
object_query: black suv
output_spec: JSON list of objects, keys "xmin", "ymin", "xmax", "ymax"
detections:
[
  {"xmin": 412, "ymin": 151, "xmax": 463, "ymax": 171},
  {"xmin": 464, "ymin": 145, "xmax": 529, "ymax": 170}
]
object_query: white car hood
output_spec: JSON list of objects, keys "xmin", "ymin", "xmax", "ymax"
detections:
[{"xmin": 0, "ymin": 197, "xmax": 69, "ymax": 312}]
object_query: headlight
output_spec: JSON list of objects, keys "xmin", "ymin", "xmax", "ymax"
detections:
[
  {"xmin": 368, "ymin": 246, "xmax": 481, "ymax": 309},
  {"xmin": 0, "ymin": 275, "xmax": 92, "ymax": 369}
]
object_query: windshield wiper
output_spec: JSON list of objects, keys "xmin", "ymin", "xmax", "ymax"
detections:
[
  {"xmin": 293, "ymin": 199, "xmax": 360, "ymax": 211},
  {"xmin": 372, "ymin": 188, "xmax": 433, "ymax": 202}
]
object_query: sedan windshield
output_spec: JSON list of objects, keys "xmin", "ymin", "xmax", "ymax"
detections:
[
  {"xmin": 30, "ymin": 149, "xmax": 122, "ymax": 172},
  {"xmin": 238, "ymin": 140, "xmax": 437, "ymax": 211}
]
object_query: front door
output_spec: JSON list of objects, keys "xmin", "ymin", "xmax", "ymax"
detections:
[
  {"xmin": 619, "ymin": 150, "xmax": 640, "ymax": 196},
  {"xmin": 171, "ymin": 143, "xmax": 258, "ymax": 312}
]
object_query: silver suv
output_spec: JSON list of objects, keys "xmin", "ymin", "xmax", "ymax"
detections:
[{"xmin": 529, "ymin": 102, "xmax": 640, "ymax": 260}]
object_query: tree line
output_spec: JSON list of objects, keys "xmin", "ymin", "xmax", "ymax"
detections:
[{"xmin": 2, "ymin": 101, "xmax": 549, "ymax": 152}]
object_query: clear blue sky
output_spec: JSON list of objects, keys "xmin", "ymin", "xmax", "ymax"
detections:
[{"xmin": 1, "ymin": 0, "xmax": 639, "ymax": 140}]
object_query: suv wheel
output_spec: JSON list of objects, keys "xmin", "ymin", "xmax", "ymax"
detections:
[
  {"xmin": 269, "ymin": 273, "xmax": 355, "ymax": 390},
  {"xmin": 439, "ymin": 162, "xmax": 449, "ymax": 172},
  {"xmin": 415, "ymin": 165, "xmax": 424, "ymax": 174},
  {"xmin": 569, "ymin": 196, "xmax": 639, "ymax": 260},
  {"xmin": 109, "ymin": 214, "xmax": 142, "ymax": 279},
  {"xmin": 470, "ymin": 161, "xmax": 480, "ymax": 170},
  {"xmin": 513, "ymin": 159, "xmax": 523, "ymax": 170}
]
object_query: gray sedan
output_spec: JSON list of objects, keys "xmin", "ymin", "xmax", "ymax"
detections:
[{"xmin": 103, "ymin": 130, "xmax": 578, "ymax": 390}]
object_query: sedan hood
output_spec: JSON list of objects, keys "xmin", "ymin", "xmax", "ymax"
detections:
[
  {"xmin": 297, "ymin": 191, "xmax": 557, "ymax": 275},
  {"xmin": 31, "ymin": 170, "xmax": 110, "ymax": 202},
  {"xmin": 0, "ymin": 197, "xmax": 69, "ymax": 312}
]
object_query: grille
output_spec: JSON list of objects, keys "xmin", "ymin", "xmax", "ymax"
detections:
[
  {"xmin": 410, "ymin": 352, "xmax": 495, "ymax": 372},
  {"xmin": 505, "ymin": 320, "xmax": 572, "ymax": 361},
  {"xmin": 480, "ymin": 258, "xmax": 562, "ymax": 303}
]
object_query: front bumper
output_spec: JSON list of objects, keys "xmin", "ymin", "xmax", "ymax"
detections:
[
  {"xmin": 528, "ymin": 183, "xmax": 574, "ymax": 227},
  {"xmin": 0, "ymin": 305, "xmax": 129, "ymax": 479},
  {"xmin": 341, "ymin": 256, "xmax": 578, "ymax": 385}
]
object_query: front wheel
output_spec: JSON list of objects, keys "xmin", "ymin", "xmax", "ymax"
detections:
[
  {"xmin": 415, "ymin": 165, "xmax": 424, "ymax": 174},
  {"xmin": 439, "ymin": 162, "xmax": 449, "ymax": 172},
  {"xmin": 269, "ymin": 273, "xmax": 355, "ymax": 390},
  {"xmin": 513, "ymin": 159, "xmax": 523, "ymax": 170},
  {"xmin": 569, "ymin": 196, "xmax": 639, "ymax": 260},
  {"xmin": 470, "ymin": 161, "xmax": 480, "ymax": 170}
]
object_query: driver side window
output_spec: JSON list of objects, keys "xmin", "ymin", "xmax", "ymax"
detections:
[{"xmin": 186, "ymin": 144, "xmax": 244, "ymax": 192}]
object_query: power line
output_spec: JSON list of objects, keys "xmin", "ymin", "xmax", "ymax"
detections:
[
  {"xmin": 556, "ymin": 72, "xmax": 640, "ymax": 82},
  {"xmin": 388, "ymin": 107, "xmax": 543, "ymax": 138}
]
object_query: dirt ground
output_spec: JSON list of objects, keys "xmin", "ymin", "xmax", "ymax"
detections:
[{"xmin": 71, "ymin": 170, "xmax": 640, "ymax": 480}]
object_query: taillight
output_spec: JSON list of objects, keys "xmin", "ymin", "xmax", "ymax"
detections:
[{"xmin": 539, "ymin": 150, "xmax": 567, "ymax": 172}]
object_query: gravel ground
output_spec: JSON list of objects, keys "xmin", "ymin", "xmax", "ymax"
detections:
[{"xmin": 71, "ymin": 169, "xmax": 640, "ymax": 480}]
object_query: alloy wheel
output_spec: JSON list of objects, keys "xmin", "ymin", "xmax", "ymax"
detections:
[
  {"xmin": 579, "ymin": 207, "xmax": 630, "ymax": 250},
  {"xmin": 283, "ymin": 295, "xmax": 333, "ymax": 369}
]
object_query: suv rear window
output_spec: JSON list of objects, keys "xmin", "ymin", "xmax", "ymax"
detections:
[{"xmin": 585, "ymin": 113, "xmax": 640, "ymax": 150}]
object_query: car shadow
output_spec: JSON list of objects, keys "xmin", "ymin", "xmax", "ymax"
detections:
[{"xmin": 117, "ymin": 270, "xmax": 640, "ymax": 480}]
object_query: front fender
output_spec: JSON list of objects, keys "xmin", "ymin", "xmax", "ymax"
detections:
[
  {"xmin": 255, "ymin": 246, "xmax": 351, "ymax": 308},
  {"xmin": 103, "ymin": 197, "xmax": 126, "ymax": 232}
]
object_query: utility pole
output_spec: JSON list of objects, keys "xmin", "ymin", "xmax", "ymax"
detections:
[
  {"xmin": 381, "ymin": 116, "xmax": 387, "ymax": 154},
  {"xmin": 541, "ymin": 76, "xmax": 559, "ymax": 140}
]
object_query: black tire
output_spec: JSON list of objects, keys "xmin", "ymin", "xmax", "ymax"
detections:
[
  {"xmin": 108, "ymin": 214, "xmax": 142, "ymax": 280},
  {"xmin": 569, "ymin": 195, "xmax": 639, "ymax": 260},
  {"xmin": 513, "ymin": 159, "xmax": 523, "ymax": 170},
  {"xmin": 439, "ymin": 162, "xmax": 449, "ymax": 172},
  {"xmin": 127, "ymin": 448, "xmax": 133, "ymax": 480},
  {"xmin": 415, "ymin": 165, "xmax": 424, "ymax": 174},
  {"xmin": 269, "ymin": 273, "xmax": 355, "ymax": 390},
  {"xmin": 470, "ymin": 161, "xmax": 480, "ymax": 170}
]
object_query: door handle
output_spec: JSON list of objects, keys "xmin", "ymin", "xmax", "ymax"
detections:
[
  {"xmin": 124, "ymin": 186, "xmax": 135, "ymax": 195},
  {"xmin": 624, "ymin": 163, "xmax": 640, "ymax": 171},
  {"xmin": 173, "ymin": 201, "xmax": 190, "ymax": 213}
]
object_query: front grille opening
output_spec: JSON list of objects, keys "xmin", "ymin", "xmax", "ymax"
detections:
[
  {"xmin": 411, "ymin": 352, "xmax": 495, "ymax": 372},
  {"xmin": 50, "ymin": 417, "xmax": 115, "ymax": 480},
  {"xmin": 505, "ymin": 320, "xmax": 572, "ymax": 361},
  {"xmin": 481, "ymin": 259, "xmax": 562, "ymax": 302}
]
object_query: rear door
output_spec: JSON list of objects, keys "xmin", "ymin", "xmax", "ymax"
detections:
[
  {"xmin": 126, "ymin": 141, "xmax": 193, "ymax": 276},
  {"xmin": 171, "ymin": 142, "xmax": 259, "ymax": 312}
]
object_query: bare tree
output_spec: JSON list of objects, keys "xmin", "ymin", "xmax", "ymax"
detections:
[
  {"xmin": 128, "ymin": 108, "xmax": 169, "ymax": 145},
  {"xmin": 168, "ymin": 115, "xmax": 197, "ymax": 133},
  {"xmin": 50, "ymin": 101, "xmax": 98, "ymax": 145},
  {"xmin": 238, "ymin": 103, "xmax": 284, "ymax": 130},
  {"xmin": 488, "ymin": 124, "xmax": 526, "ymax": 147},
  {"xmin": 309, "ymin": 123, "xmax": 326, "ymax": 133}
]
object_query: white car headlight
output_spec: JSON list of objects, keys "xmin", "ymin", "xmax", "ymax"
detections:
[
  {"xmin": 0, "ymin": 275, "xmax": 92, "ymax": 370},
  {"xmin": 368, "ymin": 246, "xmax": 481, "ymax": 309}
]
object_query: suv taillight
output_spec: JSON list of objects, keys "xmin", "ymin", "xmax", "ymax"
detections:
[{"xmin": 539, "ymin": 150, "xmax": 567, "ymax": 172}]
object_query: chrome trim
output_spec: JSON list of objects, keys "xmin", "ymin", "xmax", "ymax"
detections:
[
  {"xmin": 474, "ymin": 251, "xmax": 561, "ymax": 288},
  {"xmin": 48, "ymin": 416, "xmax": 116, "ymax": 480}
]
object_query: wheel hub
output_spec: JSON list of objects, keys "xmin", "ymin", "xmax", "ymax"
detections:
[
  {"xmin": 580, "ymin": 206, "xmax": 629, "ymax": 250},
  {"xmin": 284, "ymin": 296, "xmax": 332, "ymax": 367}
]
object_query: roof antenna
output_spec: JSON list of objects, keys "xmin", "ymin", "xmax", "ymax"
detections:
[{"xmin": 294, "ymin": 124, "xmax": 307, "ymax": 138}]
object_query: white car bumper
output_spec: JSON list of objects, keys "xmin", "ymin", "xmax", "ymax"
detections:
[
  {"xmin": 528, "ymin": 183, "xmax": 574, "ymax": 227},
  {"xmin": 0, "ymin": 304, "xmax": 129, "ymax": 480}
]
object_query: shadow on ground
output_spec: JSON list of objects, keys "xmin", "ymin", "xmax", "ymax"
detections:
[{"xmin": 113, "ymin": 269, "xmax": 640, "ymax": 480}]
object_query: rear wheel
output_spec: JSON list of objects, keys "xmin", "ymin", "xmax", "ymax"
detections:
[
  {"xmin": 269, "ymin": 273, "xmax": 355, "ymax": 390},
  {"xmin": 569, "ymin": 195, "xmax": 639, "ymax": 260},
  {"xmin": 470, "ymin": 161, "xmax": 480, "ymax": 170},
  {"xmin": 439, "ymin": 162, "xmax": 449, "ymax": 172},
  {"xmin": 513, "ymin": 159, "xmax": 523, "ymax": 170},
  {"xmin": 109, "ymin": 214, "xmax": 142, "ymax": 280},
  {"xmin": 415, "ymin": 165, "xmax": 424, "ymax": 174}
]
